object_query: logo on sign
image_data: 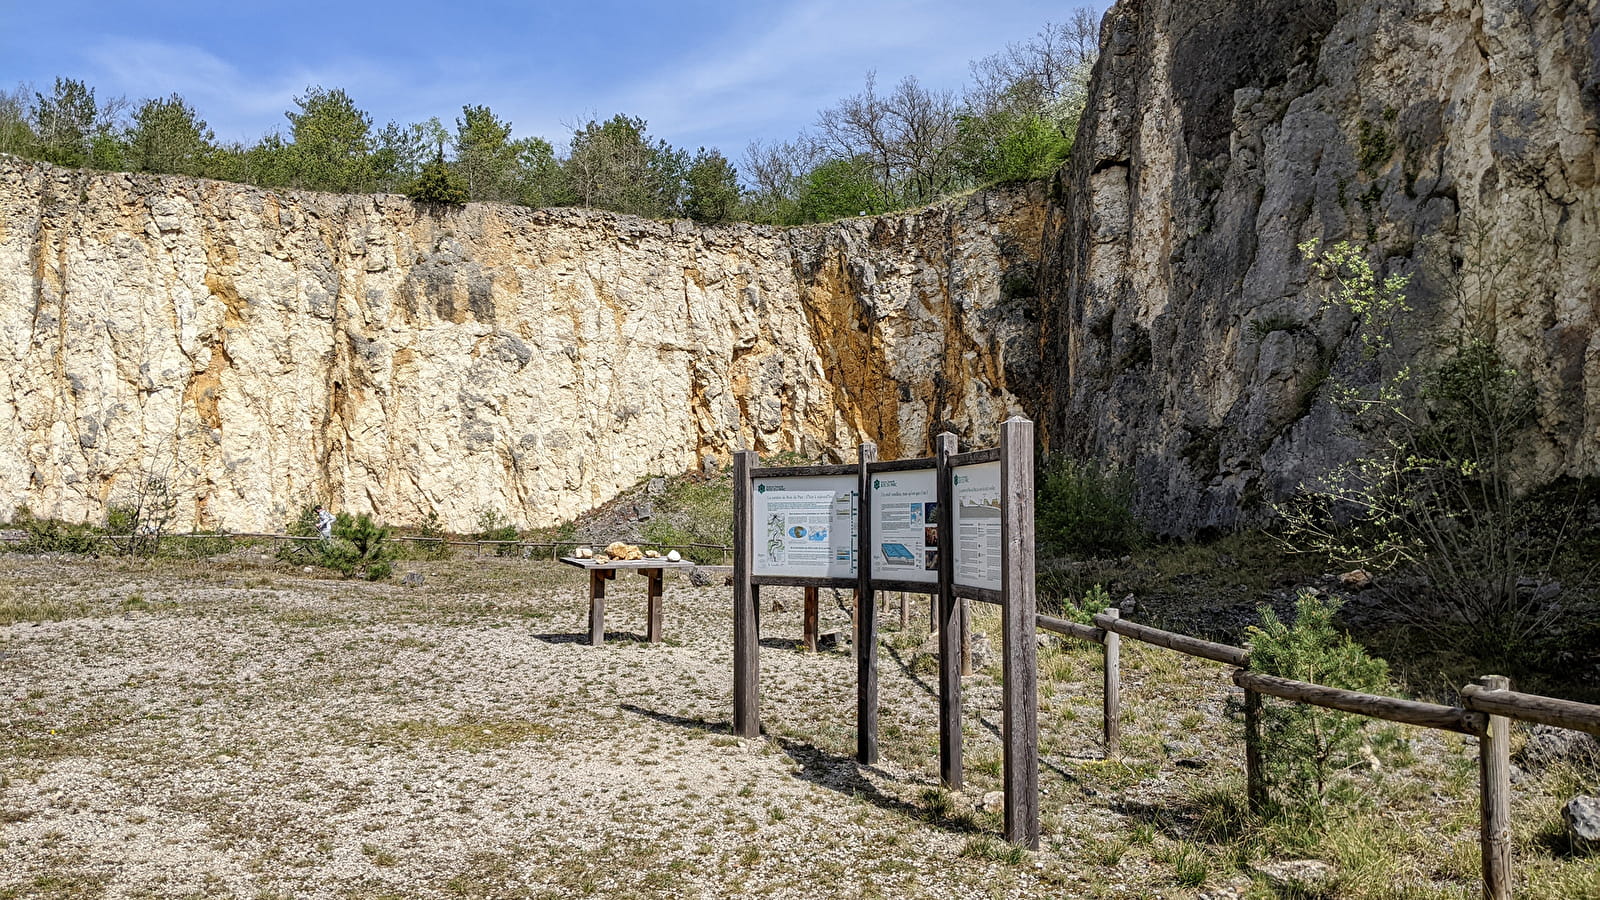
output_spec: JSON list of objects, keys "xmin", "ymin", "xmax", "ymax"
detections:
[
  {"xmin": 955, "ymin": 474, "xmax": 968, "ymax": 485},
  {"xmin": 874, "ymin": 479, "xmax": 896, "ymax": 489},
  {"xmin": 757, "ymin": 484, "xmax": 766, "ymax": 493}
]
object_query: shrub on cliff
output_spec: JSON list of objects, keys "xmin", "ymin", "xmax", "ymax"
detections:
[{"xmin": 407, "ymin": 152, "xmax": 467, "ymax": 205}]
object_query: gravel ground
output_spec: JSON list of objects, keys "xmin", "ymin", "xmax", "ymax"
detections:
[
  {"xmin": 15, "ymin": 554, "xmax": 1585, "ymax": 899},
  {"xmin": 1, "ymin": 553, "xmax": 1183, "ymax": 899}
]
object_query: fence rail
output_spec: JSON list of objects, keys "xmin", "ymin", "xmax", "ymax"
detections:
[
  {"xmin": 1040, "ymin": 608, "xmax": 1600, "ymax": 900},
  {"xmin": 3, "ymin": 529, "xmax": 734, "ymax": 562}
]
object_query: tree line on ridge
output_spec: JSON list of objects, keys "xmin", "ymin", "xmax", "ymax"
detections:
[{"xmin": 0, "ymin": 11, "xmax": 1098, "ymax": 224}]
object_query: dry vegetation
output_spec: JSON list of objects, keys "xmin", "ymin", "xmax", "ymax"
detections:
[{"xmin": 1, "ymin": 552, "xmax": 1596, "ymax": 899}]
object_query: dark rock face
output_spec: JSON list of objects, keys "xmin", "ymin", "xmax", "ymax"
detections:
[{"xmin": 1040, "ymin": 0, "xmax": 1600, "ymax": 535}]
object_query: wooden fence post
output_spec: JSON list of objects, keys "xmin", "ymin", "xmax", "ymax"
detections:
[
  {"xmin": 857, "ymin": 442, "xmax": 879, "ymax": 765},
  {"xmin": 1477, "ymin": 674, "xmax": 1512, "ymax": 900},
  {"xmin": 899, "ymin": 591, "xmax": 909, "ymax": 629},
  {"xmin": 1244, "ymin": 686, "xmax": 1265, "ymax": 814},
  {"xmin": 1102, "ymin": 607, "xmax": 1121, "ymax": 757},
  {"xmin": 935, "ymin": 432, "xmax": 963, "ymax": 790},
  {"xmin": 732, "ymin": 450, "xmax": 760, "ymax": 739},
  {"xmin": 1000, "ymin": 416, "xmax": 1039, "ymax": 849}
]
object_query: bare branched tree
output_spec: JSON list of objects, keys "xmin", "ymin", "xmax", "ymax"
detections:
[
  {"xmin": 815, "ymin": 72, "xmax": 961, "ymax": 207},
  {"xmin": 966, "ymin": 10, "xmax": 1100, "ymax": 123}
]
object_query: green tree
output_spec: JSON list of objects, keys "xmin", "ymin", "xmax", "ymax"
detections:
[
  {"xmin": 956, "ymin": 108, "xmax": 1072, "ymax": 183},
  {"xmin": 684, "ymin": 147, "xmax": 740, "ymax": 223},
  {"xmin": 407, "ymin": 151, "xmax": 467, "ymax": 204},
  {"xmin": 31, "ymin": 77, "xmax": 99, "ymax": 167},
  {"xmin": 511, "ymin": 136, "xmax": 570, "ymax": 208},
  {"xmin": 322, "ymin": 512, "xmax": 395, "ymax": 580},
  {"xmin": 125, "ymin": 94, "xmax": 215, "ymax": 176},
  {"xmin": 565, "ymin": 114, "xmax": 684, "ymax": 218},
  {"xmin": 1035, "ymin": 457, "xmax": 1144, "ymax": 558},
  {"xmin": 0, "ymin": 86, "xmax": 35, "ymax": 157},
  {"xmin": 284, "ymin": 86, "xmax": 374, "ymax": 192},
  {"xmin": 454, "ymin": 104, "xmax": 519, "ymax": 201},
  {"xmin": 1278, "ymin": 232, "xmax": 1582, "ymax": 668},
  {"xmin": 1248, "ymin": 592, "xmax": 1390, "ymax": 822},
  {"xmin": 209, "ymin": 133, "xmax": 295, "ymax": 187},
  {"xmin": 794, "ymin": 156, "xmax": 890, "ymax": 223},
  {"xmin": 372, "ymin": 117, "xmax": 444, "ymax": 192}
]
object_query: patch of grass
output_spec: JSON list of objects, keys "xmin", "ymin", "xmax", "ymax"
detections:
[
  {"xmin": 0, "ymin": 871, "xmax": 111, "ymax": 899},
  {"xmin": 959, "ymin": 834, "xmax": 1026, "ymax": 865},
  {"xmin": 1157, "ymin": 840, "xmax": 1211, "ymax": 887},
  {"xmin": 638, "ymin": 469, "xmax": 735, "ymax": 564},
  {"xmin": 1087, "ymin": 836, "xmax": 1129, "ymax": 867},
  {"xmin": 0, "ymin": 586, "xmax": 87, "ymax": 624},
  {"xmin": 367, "ymin": 717, "xmax": 555, "ymax": 752}
]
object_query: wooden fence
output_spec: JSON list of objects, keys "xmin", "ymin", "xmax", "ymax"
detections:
[
  {"xmin": 1033, "ymin": 609, "xmax": 1600, "ymax": 900},
  {"xmin": 6, "ymin": 530, "xmax": 734, "ymax": 564}
]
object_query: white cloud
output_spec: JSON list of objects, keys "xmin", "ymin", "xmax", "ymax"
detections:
[
  {"xmin": 85, "ymin": 36, "xmax": 402, "ymax": 141},
  {"xmin": 595, "ymin": 0, "xmax": 1080, "ymax": 151}
]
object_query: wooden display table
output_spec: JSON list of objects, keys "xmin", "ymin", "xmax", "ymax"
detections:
[{"xmin": 558, "ymin": 557, "xmax": 697, "ymax": 645}]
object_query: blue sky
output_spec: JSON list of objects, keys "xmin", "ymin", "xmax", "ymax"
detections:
[{"xmin": 1, "ymin": 0, "xmax": 1110, "ymax": 158}]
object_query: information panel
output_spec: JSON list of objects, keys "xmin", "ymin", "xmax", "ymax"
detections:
[
  {"xmin": 867, "ymin": 468, "xmax": 940, "ymax": 584},
  {"xmin": 751, "ymin": 475, "xmax": 859, "ymax": 578},
  {"xmin": 952, "ymin": 461, "xmax": 1003, "ymax": 591}
]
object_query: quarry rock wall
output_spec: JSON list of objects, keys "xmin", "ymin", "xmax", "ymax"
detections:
[
  {"xmin": 1043, "ymin": 0, "xmax": 1600, "ymax": 533},
  {"xmin": 0, "ymin": 158, "xmax": 1040, "ymax": 531},
  {"xmin": 3, "ymin": 0, "xmax": 1597, "ymax": 536}
]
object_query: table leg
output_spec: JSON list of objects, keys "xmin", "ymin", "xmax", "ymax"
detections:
[
  {"xmin": 646, "ymin": 568, "xmax": 664, "ymax": 643},
  {"xmin": 804, "ymin": 586, "xmax": 819, "ymax": 652},
  {"xmin": 589, "ymin": 569, "xmax": 606, "ymax": 646}
]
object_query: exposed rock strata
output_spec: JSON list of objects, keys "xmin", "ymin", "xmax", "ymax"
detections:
[
  {"xmin": 1043, "ymin": 0, "xmax": 1599, "ymax": 533},
  {"xmin": 4, "ymin": 1, "xmax": 1597, "ymax": 538},
  {"xmin": 0, "ymin": 158, "xmax": 1039, "ymax": 531}
]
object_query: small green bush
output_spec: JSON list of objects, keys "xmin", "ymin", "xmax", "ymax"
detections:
[
  {"xmin": 1247, "ymin": 591, "xmax": 1390, "ymax": 823},
  {"xmin": 1055, "ymin": 583, "xmax": 1111, "ymax": 624},
  {"xmin": 1036, "ymin": 457, "xmax": 1144, "ymax": 558},
  {"xmin": 406, "ymin": 509, "xmax": 453, "ymax": 560},
  {"xmin": 12, "ymin": 508, "xmax": 100, "ymax": 554},
  {"xmin": 276, "ymin": 502, "xmax": 322, "ymax": 562},
  {"xmin": 640, "ymin": 471, "xmax": 733, "ymax": 564},
  {"xmin": 473, "ymin": 507, "xmax": 520, "ymax": 556},
  {"xmin": 321, "ymin": 513, "xmax": 394, "ymax": 581}
]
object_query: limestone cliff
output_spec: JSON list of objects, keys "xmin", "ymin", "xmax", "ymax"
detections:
[
  {"xmin": 6, "ymin": 0, "xmax": 1597, "ymax": 539},
  {"xmin": 0, "ymin": 158, "xmax": 1040, "ymax": 531},
  {"xmin": 1043, "ymin": 0, "xmax": 1600, "ymax": 534}
]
